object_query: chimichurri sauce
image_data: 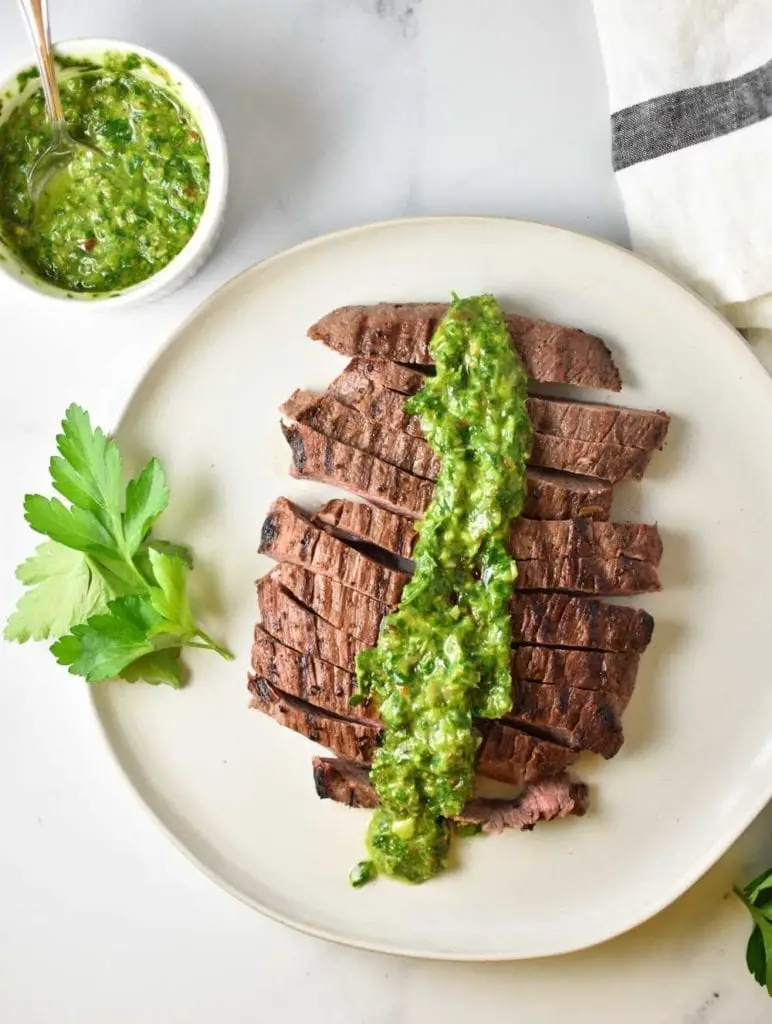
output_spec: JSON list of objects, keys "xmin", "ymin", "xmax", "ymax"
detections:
[
  {"xmin": 353, "ymin": 294, "xmax": 533, "ymax": 884},
  {"xmin": 0, "ymin": 59, "xmax": 209, "ymax": 292}
]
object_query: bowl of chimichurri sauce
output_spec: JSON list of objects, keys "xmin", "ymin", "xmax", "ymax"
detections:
[{"xmin": 0, "ymin": 40, "xmax": 227, "ymax": 303}]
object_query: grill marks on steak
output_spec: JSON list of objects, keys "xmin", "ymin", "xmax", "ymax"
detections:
[
  {"xmin": 251, "ymin": 624, "xmax": 378, "ymax": 723},
  {"xmin": 259, "ymin": 497, "xmax": 408, "ymax": 604},
  {"xmin": 277, "ymin": 561, "xmax": 655, "ymax": 655},
  {"xmin": 282, "ymin": 425, "xmax": 613, "ymax": 524},
  {"xmin": 322, "ymin": 369, "xmax": 661, "ymax": 482},
  {"xmin": 248, "ymin": 677, "xmax": 381, "ymax": 763},
  {"xmin": 282, "ymin": 389, "xmax": 441, "ymax": 480},
  {"xmin": 277, "ymin": 563, "xmax": 392, "ymax": 646},
  {"xmin": 512, "ymin": 593, "xmax": 653, "ymax": 653},
  {"xmin": 259, "ymin": 568, "xmax": 640, "ymax": 705},
  {"xmin": 315, "ymin": 498, "xmax": 661, "ymax": 565},
  {"xmin": 250, "ymin": 666, "xmax": 577, "ymax": 786},
  {"xmin": 309, "ymin": 303, "xmax": 621, "ymax": 391},
  {"xmin": 506, "ymin": 678, "xmax": 623, "ymax": 758},
  {"xmin": 477, "ymin": 721, "xmax": 578, "ymax": 785},
  {"xmin": 282, "ymin": 422, "xmax": 434, "ymax": 519},
  {"xmin": 515, "ymin": 556, "xmax": 660, "ymax": 595},
  {"xmin": 527, "ymin": 395, "xmax": 670, "ymax": 451},
  {"xmin": 312, "ymin": 757, "xmax": 589, "ymax": 833}
]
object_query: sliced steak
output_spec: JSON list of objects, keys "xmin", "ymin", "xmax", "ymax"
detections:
[
  {"xmin": 315, "ymin": 498, "xmax": 661, "ymax": 565},
  {"xmin": 282, "ymin": 422, "xmax": 434, "ymax": 518},
  {"xmin": 312, "ymin": 756, "xmax": 589, "ymax": 833},
  {"xmin": 260, "ymin": 571, "xmax": 639, "ymax": 702},
  {"xmin": 342, "ymin": 357, "xmax": 427, "ymax": 396},
  {"xmin": 477, "ymin": 721, "xmax": 578, "ymax": 785},
  {"xmin": 527, "ymin": 395, "xmax": 669, "ymax": 450},
  {"xmin": 327, "ymin": 369, "xmax": 654, "ymax": 481},
  {"xmin": 279, "ymin": 562, "xmax": 656, "ymax": 648},
  {"xmin": 309, "ymin": 303, "xmax": 621, "ymax": 390},
  {"xmin": 283, "ymin": 425, "xmax": 613, "ymax": 523},
  {"xmin": 282, "ymin": 389, "xmax": 441, "ymax": 480},
  {"xmin": 505, "ymin": 678, "xmax": 623, "ymax": 758},
  {"xmin": 313, "ymin": 756, "xmax": 380, "ymax": 809},
  {"xmin": 512, "ymin": 647, "xmax": 639, "ymax": 707},
  {"xmin": 328, "ymin": 368, "xmax": 423, "ymax": 436},
  {"xmin": 259, "ymin": 497, "xmax": 409, "ymax": 603},
  {"xmin": 250, "ymin": 625, "xmax": 378, "ymax": 723},
  {"xmin": 258, "ymin": 571, "xmax": 367, "ymax": 673},
  {"xmin": 248, "ymin": 677, "xmax": 381, "ymax": 763},
  {"xmin": 511, "ymin": 592, "xmax": 654, "ymax": 653},
  {"xmin": 511, "ymin": 519, "xmax": 662, "ymax": 565},
  {"xmin": 516, "ymin": 556, "xmax": 660, "ymax": 595},
  {"xmin": 315, "ymin": 499, "xmax": 418, "ymax": 560},
  {"xmin": 277, "ymin": 562, "xmax": 392, "ymax": 645},
  {"xmin": 345, "ymin": 357, "xmax": 669, "ymax": 450},
  {"xmin": 457, "ymin": 774, "xmax": 590, "ymax": 832}
]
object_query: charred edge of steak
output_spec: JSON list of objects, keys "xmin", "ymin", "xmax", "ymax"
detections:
[{"xmin": 282, "ymin": 421, "xmax": 307, "ymax": 472}]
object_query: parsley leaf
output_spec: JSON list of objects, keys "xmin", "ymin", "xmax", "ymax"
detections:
[
  {"xmin": 123, "ymin": 458, "xmax": 169, "ymax": 553},
  {"xmin": 6, "ymin": 404, "xmax": 232, "ymax": 686},
  {"xmin": 120, "ymin": 649, "xmax": 183, "ymax": 688},
  {"xmin": 736, "ymin": 872, "xmax": 772, "ymax": 996},
  {"xmin": 51, "ymin": 595, "xmax": 164, "ymax": 682},
  {"xmin": 4, "ymin": 541, "xmax": 110, "ymax": 643}
]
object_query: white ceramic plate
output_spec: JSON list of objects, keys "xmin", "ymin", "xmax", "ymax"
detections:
[{"xmin": 93, "ymin": 217, "xmax": 772, "ymax": 960}]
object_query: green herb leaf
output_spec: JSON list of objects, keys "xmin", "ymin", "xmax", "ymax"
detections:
[
  {"xmin": 24, "ymin": 494, "xmax": 114, "ymax": 553},
  {"xmin": 4, "ymin": 541, "xmax": 110, "ymax": 643},
  {"xmin": 49, "ymin": 405, "xmax": 123, "ymax": 542},
  {"xmin": 123, "ymin": 458, "xmax": 169, "ymax": 553},
  {"xmin": 747, "ymin": 925, "xmax": 767, "ymax": 987},
  {"xmin": 51, "ymin": 594, "xmax": 165, "ymax": 682},
  {"xmin": 120, "ymin": 649, "xmax": 183, "ymax": 688},
  {"xmin": 147, "ymin": 550, "xmax": 195, "ymax": 635}
]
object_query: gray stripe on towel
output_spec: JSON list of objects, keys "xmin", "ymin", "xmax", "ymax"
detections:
[{"xmin": 612, "ymin": 58, "xmax": 772, "ymax": 170}]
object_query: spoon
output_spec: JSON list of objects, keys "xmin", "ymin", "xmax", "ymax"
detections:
[{"xmin": 18, "ymin": 0, "xmax": 92, "ymax": 201}]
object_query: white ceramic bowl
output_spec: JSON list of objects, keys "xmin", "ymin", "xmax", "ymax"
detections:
[{"xmin": 0, "ymin": 38, "xmax": 228, "ymax": 305}]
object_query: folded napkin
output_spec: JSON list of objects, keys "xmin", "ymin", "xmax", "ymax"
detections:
[{"xmin": 592, "ymin": 0, "xmax": 772, "ymax": 364}]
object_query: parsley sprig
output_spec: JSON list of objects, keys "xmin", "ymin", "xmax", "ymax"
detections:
[
  {"xmin": 4, "ymin": 405, "xmax": 231, "ymax": 686},
  {"xmin": 736, "ymin": 869, "xmax": 772, "ymax": 996}
]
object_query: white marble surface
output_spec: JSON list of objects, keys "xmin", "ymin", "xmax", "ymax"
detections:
[{"xmin": 0, "ymin": 1, "xmax": 770, "ymax": 1021}]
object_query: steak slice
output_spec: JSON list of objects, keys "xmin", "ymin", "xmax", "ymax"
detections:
[
  {"xmin": 312, "ymin": 757, "xmax": 589, "ymax": 833},
  {"xmin": 250, "ymin": 625, "xmax": 378, "ymax": 723},
  {"xmin": 283, "ymin": 425, "xmax": 613, "ymax": 523},
  {"xmin": 248, "ymin": 677, "xmax": 381, "ymax": 763},
  {"xmin": 515, "ymin": 556, "xmax": 661, "ymax": 595},
  {"xmin": 315, "ymin": 499, "xmax": 418, "ymax": 560},
  {"xmin": 258, "ymin": 571, "xmax": 367, "ymax": 673},
  {"xmin": 512, "ymin": 647, "xmax": 639, "ymax": 707},
  {"xmin": 309, "ymin": 303, "xmax": 621, "ymax": 390},
  {"xmin": 279, "ymin": 563, "xmax": 655, "ymax": 649},
  {"xmin": 527, "ymin": 395, "xmax": 670, "ymax": 451},
  {"xmin": 315, "ymin": 498, "xmax": 661, "ymax": 565},
  {"xmin": 251, "ymin": 676, "xmax": 575, "ymax": 784},
  {"xmin": 345, "ymin": 357, "xmax": 670, "ymax": 450},
  {"xmin": 511, "ymin": 593, "xmax": 653, "ymax": 653},
  {"xmin": 259, "ymin": 497, "xmax": 409, "ymax": 604},
  {"xmin": 327, "ymin": 369, "xmax": 654, "ymax": 481},
  {"xmin": 341, "ymin": 357, "xmax": 427, "ymax": 396},
  {"xmin": 277, "ymin": 562, "xmax": 392, "ymax": 645},
  {"xmin": 505, "ymin": 678, "xmax": 623, "ymax": 758},
  {"xmin": 282, "ymin": 422, "xmax": 434, "ymax": 518},
  {"xmin": 282, "ymin": 389, "xmax": 441, "ymax": 481},
  {"xmin": 260, "ymin": 571, "xmax": 640, "ymax": 701},
  {"xmin": 477, "ymin": 721, "xmax": 578, "ymax": 784}
]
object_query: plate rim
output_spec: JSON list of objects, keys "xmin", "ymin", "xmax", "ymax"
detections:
[{"xmin": 89, "ymin": 215, "xmax": 772, "ymax": 961}]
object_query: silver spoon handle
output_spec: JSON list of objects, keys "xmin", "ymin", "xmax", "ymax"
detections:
[{"xmin": 17, "ymin": 0, "xmax": 64, "ymax": 125}]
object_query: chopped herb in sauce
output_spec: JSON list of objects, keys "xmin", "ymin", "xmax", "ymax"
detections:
[
  {"xmin": 354, "ymin": 294, "xmax": 533, "ymax": 884},
  {"xmin": 0, "ymin": 55, "xmax": 208, "ymax": 292}
]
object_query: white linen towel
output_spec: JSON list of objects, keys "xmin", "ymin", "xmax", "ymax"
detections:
[{"xmin": 592, "ymin": 1, "xmax": 772, "ymax": 363}]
